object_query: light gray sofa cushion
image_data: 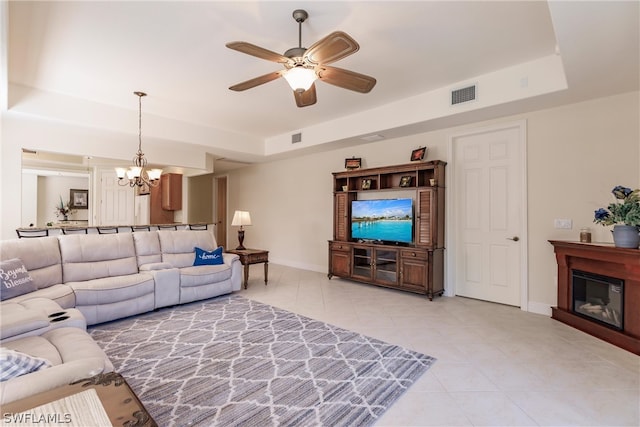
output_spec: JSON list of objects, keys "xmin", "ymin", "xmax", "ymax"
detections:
[
  {"xmin": 179, "ymin": 263, "xmax": 233, "ymax": 288},
  {"xmin": 58, "ymin": 233, "xmax": 156, "ymax": 325},
  {"xmin": 132, "ymin": 231, "xmax": 163, "ymax": 267},
  {"xmin": 58, "ymin": 234, "xmax": 139, "ymax": 282},
  {"xmin": 158, "ymin": 230, "xmax": 218, "ymax": 268},
  {"xmin": 2, "ymin": 285, "xmax": 75, "ymax": 309},
  {"xmin": 0, "ymin": 237, "xmax": 62, "ymax": 289},
  {"xmin": 157, "ymin": 230, "xmax": 241, "ymax": 303},
  {"xmin": 67, "ymin": 274, "xmax": 155, "ymax": 306}
]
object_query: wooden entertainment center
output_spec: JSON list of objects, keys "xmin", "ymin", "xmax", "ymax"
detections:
[{"xmin": 328, "ymin": 161, "xmax": 446, "ymax": 299}]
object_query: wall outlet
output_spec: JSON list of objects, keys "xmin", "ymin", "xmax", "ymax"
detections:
[{"xmin": 554, "ymin": 218, "xmax": 573, "ymax": 229}]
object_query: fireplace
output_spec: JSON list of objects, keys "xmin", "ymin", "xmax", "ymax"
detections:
[
  {"xmin": 550, "ymin": 240, "xmax": 640, "ymax": 355},
  {"xmin": 572, "ymin": 270, "xmax": 623, "ymax": 330}
]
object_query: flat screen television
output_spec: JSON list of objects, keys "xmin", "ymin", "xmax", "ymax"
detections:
[{"xmin": 351, "ymin": 198, "xmax": 413, "ymax": 244}]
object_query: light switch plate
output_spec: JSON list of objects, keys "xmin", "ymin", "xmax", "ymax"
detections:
[{"xmin": 554, "ymin": 219, "xmax": 573, "ymax": 229}]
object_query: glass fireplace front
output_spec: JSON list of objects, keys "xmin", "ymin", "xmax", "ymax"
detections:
[{"xmin": 572, "ymin": 270, "xmax": 624, "ymax": 330}]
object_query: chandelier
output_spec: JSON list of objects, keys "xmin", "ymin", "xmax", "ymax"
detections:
[{"xmin": 115, "ymin": 91, "xmax": 162, "ymax": 188}]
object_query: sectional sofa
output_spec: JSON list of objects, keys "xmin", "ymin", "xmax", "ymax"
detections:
[{"xmin": 0, "ymin": 230, "xmax": 242, "ymax": 404}]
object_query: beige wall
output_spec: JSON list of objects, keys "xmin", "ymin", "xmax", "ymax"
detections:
[{"xmin": 224, "ymin": 91, "xmax": 640, "ymax": 311}]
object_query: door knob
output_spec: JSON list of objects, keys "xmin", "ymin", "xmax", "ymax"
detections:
[{"xmin": 507, "ymin": 236, "xmax": 520, "ymax": 242}]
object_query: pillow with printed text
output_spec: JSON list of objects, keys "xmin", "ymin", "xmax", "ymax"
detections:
[
  {"xmin": 0, "ymin": 258, "xmax": 37, "ymax": 301},
  {"xmin": 193, "ymin": 246, "xmax": 224, "ymax": 266}
]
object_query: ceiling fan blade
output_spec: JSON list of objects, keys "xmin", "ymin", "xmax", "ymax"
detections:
[
  {"xmin": 317, "ymin": 66, "xmax": 376, "ymax": 93},
  {"xmin": 229, "ymin": 71, "xmax": 284, "ymax": 91},
  {"xmin": 304, "ymin": 31, "xmax": 359, "ymax": 65},
  {"xmin": 294, "ymin": 84, "xmax": 317, "ymax": 107},
  {"xmin": 226, "ymin": 41, "xmax": 292, "ymax": 64}
]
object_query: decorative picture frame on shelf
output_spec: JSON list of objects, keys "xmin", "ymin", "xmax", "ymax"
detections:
[
  {"xmin": 345, "ymin": 157, "xmax": 362, "ymax": 170},
  {"xmin": 399, "ymin": 175, "xmax": 413, "ymax": 187},
  {"xmin": 69, "ymin": 189, "xmax": 88, "ymax": 209},
  {"xmin": 361, "ymin": 179, "xmax": 372, "ymax": 190},
  {"xmin": 410, "ymin": 147, "xmax": 427, "ymax": 162}
]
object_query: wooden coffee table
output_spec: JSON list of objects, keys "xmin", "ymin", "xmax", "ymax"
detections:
[
  {"xmin": 226, "ymin": 248, "xmax": 269, "ymax": 289},
  {"xmin": 2, "ymin": 372, "xmax": 156, "ymax": 426}
]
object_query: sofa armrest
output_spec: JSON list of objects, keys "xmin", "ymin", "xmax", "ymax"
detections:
[
  {"xmin": 147, "ymin": 268, "xmax": 180, "ymax": 309},
  {"xmin": 0, "ymin": 304, "xmax": 49, "ymax": 340},
  {"xmin": 139, "ymin": 262, "xmax": 173, "ymax": 271},
  {"xmin": 0, "ymin": 357, "xmax": 108, "ymax": 405},
  {"xmin": 222, "ymin": 253, "xmax": 239, "ymax": 266},
  {"xmin": 223, "ymin": 254, "xmax": 242, "ymax": 292}
]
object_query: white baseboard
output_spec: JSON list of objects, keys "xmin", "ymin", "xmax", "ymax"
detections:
[
  {"xmin": 269, "ymin": 258, "xmax": 326, "ymax": 274},
  {"xmin": 527, "ymin": 300, "xmax": 552, "ymax": 316}
]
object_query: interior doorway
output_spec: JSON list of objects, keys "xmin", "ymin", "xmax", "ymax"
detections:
[
  {"xmin": 448, "ymin": 121, "xmax": 528, "ymax": 308},
  {"xmin": 99, "ymin": 169, "xmax": 134, "ymax": 226},
  {"xmin": 215, "ymin": 176, "xmax": 227, "ymax": 248},
  {"xmin": 187, "ymin": 174, "xmax": 214, "ymax": 224}
]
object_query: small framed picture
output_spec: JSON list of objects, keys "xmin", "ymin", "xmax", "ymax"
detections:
[
  {"xmin": 361, "ymin": 179, "xmax": 372, "ymax": 190},
  {"xmin": 399, "ymin": 176, "xmax": 413, "ymax": 187},
  {"xmin": 410, "ymin": 147, "xmax": 427, "ymax": 162},
  {"xmin": 345, "ymin": 157, "xmax": 362, "ymax": 170},
  {"xmin": 70, "ymin": 189, "xmax": 88, "ymax": 209}
]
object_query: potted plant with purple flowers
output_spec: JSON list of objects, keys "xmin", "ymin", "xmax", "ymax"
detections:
[{"xmin": 594, "ymin": 185, "xmax": 640, "ymax": 248}]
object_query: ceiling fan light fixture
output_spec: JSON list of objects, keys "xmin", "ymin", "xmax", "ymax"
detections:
[{"xmin": 284, "ymin": 67, "xmax": 317, "ymax": 92}]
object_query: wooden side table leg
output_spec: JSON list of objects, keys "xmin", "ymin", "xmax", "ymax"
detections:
[
  {"xmin": 264, "ymin": 262, "xmax": 268, "ymax": 286},
  {"xmin": 243, "ymin": 264, "xmax": 249, "ymax": 289}
]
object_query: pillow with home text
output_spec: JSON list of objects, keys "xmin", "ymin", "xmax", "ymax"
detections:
[{"xmin": 193, "ymin": 246, "xmax": 224, "ymax": 266}]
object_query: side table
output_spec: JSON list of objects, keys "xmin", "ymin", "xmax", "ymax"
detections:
[
  {"xmin": 226, "ymin": 248, "xmax": 269, "ymax": 289},
  {"xmin": 2, "ymin": 372, "xmax": 156, "ymax": 426}
]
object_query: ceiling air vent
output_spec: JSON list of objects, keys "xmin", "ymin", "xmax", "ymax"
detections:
[
  {"xmin": 291, "ymin": 132, "xmax": 302, "ymax": 144},
  {"xmin": 451, "ymin": 85, "xmax": 476, "ymax": 105}
]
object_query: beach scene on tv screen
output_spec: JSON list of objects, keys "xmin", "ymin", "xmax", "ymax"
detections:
[{"xmin": 352, "ymin": 199, "xmax": 413, "ymax": 243}]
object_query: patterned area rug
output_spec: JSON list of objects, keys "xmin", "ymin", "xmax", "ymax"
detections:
[{"xmin": 89, "ymin": 295, "xmax": 436, "ymax": 426}]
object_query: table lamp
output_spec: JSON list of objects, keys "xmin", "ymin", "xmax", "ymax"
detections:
[{"xmin": 231, "ymin": 210, "xmax": 252, "ymax": 250}]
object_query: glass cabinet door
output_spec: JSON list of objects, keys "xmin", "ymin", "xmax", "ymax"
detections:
[
  {"xmin": 375, "ymin": 249, "xmax": 398, "ymax": 284},
  {"xmin": 352, "ymin": 247, "xmax": 373, "ymax": 279}
]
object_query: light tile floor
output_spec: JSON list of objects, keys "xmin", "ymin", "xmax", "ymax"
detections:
[{"xmin": 239, "ymin": 264, "xmax": 640, "ymax": 426}]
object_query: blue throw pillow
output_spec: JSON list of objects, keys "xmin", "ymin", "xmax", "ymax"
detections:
[{"xmin": 193, "ymin": 246, "xmax": 224, "ymax": 266}]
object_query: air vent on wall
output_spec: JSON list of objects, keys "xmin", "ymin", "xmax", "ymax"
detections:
[
  {"xmin": 451, "ymin": 85, "xmax": 476, "ymax": 105},
  {"xmin": 291, "ymin": 132, "xmax": 302, "ymax": 144}
]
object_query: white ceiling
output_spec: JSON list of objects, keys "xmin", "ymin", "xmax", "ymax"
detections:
[{"xmin": 5, "ymin": 1, "xmax": 639, "ymax": 168}]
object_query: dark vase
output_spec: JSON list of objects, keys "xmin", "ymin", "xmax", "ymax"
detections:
[{"xmin": 612, "ymin": 225, "xmax": 640, "ymax": 248}]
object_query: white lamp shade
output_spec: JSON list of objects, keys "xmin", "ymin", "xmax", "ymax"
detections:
[
  {"xmin": 231, "ymin": 210, "xmax": 252, "ymax": 226},
  {"xmin": 127, "ymin": 167, "xmax": 142, "ymax": 179},
  {"xmin": 115, "ymin": 167, "xmax": 127, "ymax": 179},
  {"xmin": 283, "ymin": 67, "xmax": 317, "ymax": 92},
  {"xmin": 147, "ymin": 169, "xmax": 163, "ymax": 180}
]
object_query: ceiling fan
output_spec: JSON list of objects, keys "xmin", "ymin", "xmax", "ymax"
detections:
[{"xmin": 226, "ymin": 9, "xmax": 376, "ymax": 107}]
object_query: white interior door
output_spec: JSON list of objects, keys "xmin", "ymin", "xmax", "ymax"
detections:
[
  {"xmin": 451, "ymin": 122, "xmax": 527, "ymax": 307},
  {"xmin": 99, "ymin": 170, "xmax": 134, "ymax": 225}
]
